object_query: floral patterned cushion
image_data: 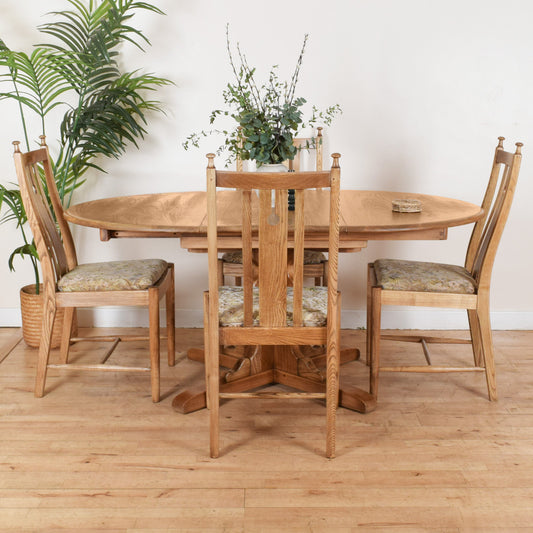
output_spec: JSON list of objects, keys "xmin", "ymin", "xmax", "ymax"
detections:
[
  {"xmin": 221, "ymin": 251, "xmax": 246, "ymax": 264},
  {"xmin": 374, "ymin": 259, "xmax": 476, "ymax": 294},
  {"xmin": 302, "ymin": 250, "xmax": 328, "ymax": 264},
  {"xmin": 221, "ymin": 250, "xmax": 326, "ymax": 264},
  {"xmin": 218, "ymin": 286, "xmax": 328, "ymax": 327},
  {"xmin": 58, "ymin": 259, "xmax": 168, "ymax": 292}
]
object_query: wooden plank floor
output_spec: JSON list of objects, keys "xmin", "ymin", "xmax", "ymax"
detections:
[{"xmin": 1, "ymin": 327, "xmax": 533, "ymax": 532}]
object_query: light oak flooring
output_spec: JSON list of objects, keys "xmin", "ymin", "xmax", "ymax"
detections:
[{"xmin": 1, "ymin": 327, "xmax": 533, "ymax": 532}]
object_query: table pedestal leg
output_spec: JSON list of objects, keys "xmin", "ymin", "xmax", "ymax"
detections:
[{"xmin": 172, "ymin": 343, "xmax": 375, "ymax": 414}]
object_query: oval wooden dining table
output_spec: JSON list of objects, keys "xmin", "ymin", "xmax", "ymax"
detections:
[{"xmin": 65, "ymin": 190, "xmax": 483, "ymax": 414}]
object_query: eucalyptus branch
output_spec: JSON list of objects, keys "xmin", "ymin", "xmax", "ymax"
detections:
[
  {"xmin": 286, "ymin": 34, "xmax": 308, "ymax": 105},
  {"xmin": 225, "ymin": 25, "xmax": 245, "ymax": 96},
  {"xmin": 183, "ymin": 28, "xmax": 341, "ymax": 166},
  {"xmin": 237, "ymin": 45, "xmax": 263, "ymax": 112}
]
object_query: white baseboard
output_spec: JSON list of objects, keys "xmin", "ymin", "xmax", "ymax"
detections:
[
  {"xmin": 0, "ymin": 307, "xmax": 204, "ymax": 329},
  {"xmin": 339, "ymin": 309, "xmax": 533, "ymax": 330},
  {"xmin": 0, "ymin": 308, "xmax": 23, "ymax": 327},
  {"xmin": 1, "ymin": 307, "xmax": 532, "ymax": 330}
]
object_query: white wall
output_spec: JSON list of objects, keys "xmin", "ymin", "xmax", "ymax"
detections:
[{"xmin": 1, "ymin": 0, "xmax": 531, "ymax": 329}]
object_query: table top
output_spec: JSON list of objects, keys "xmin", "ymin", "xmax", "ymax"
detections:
[{"xmin": 65, "ymin": 190, "xmax": 483, "ymax": 238}]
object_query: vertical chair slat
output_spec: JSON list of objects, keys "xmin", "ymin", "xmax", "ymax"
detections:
[
  {"xmin": 474, "ymin": 145, "xmax": 521, "ymax": 290},
  {"xmin": 39, "ymin": 137, "xmax": 78, "ymax": 271},
  {"xmin": 242, "ymin": 189, "xmax": 254, "ymax": 325},
  {"xmin": 465, "ymin": 136, "xmax": 504, "ymax": 272},
  {"xmin": 258, "ymin": 189, "xmax": 288, "ymax": 327},
  {"xmin": 292, "ymin": 189, "xmax": 305, "ymax": 326}
]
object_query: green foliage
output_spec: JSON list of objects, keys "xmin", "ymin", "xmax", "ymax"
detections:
[
  {"xmin": 0, "ymin": 184, "xmax": 40, "ymax": 286},
  {"xmin": 183, "ymin": 26, "xmax": 341, "ymax": 166},
  {"xmin": 0, "ymin": 0, "xmax": 171, "ymax": 288}
]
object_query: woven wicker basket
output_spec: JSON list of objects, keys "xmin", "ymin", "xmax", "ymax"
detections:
[{"xmin": 20, "ymin": 284, "xmax": 68, "ymax": 348}]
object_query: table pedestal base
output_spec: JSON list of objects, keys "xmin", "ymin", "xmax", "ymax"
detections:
[{"xmin": 172, "ymin": 345, "xmax": 376, "ymax": 414}]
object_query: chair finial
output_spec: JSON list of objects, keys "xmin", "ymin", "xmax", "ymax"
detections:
[
  {"xmin": 497, "ymin": 136, "xmax": 505, "ymax": 149},
  {"xmin": 331, "ymin": 153, "xmax": 341, "ymax": 168},
  {"xmin": 12, "ymin": 141, "xmax": 21, "ymax": 153},
  {"xmin": 206, "ymin": 153, "xmax": 216, "ymax": 168},
  {"xmin": 515, "ymin": 142, "xmax": 523, "ymax": 155},
  {"xmin": 39, "ymin": 135, "xmax": 47, "ymax": 147},
  {"xmin": 317, "ymin": 126, "xmax": 323, "ymax": 137}
]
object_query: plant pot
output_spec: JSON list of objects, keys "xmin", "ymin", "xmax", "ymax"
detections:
[{"xmin": 19, "ymin": 284, "xmax": 76, "ymax": 348}]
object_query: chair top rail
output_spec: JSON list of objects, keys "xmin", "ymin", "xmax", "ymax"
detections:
[{"xmin": 216, "ymin": 171, "xmax": 331, "ymax": 190}]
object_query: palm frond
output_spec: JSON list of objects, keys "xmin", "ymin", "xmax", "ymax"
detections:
[
  {"xmin": 59, "ymin": 70, "xmax": 170, "ymax": 190},
  {"xmin": 0, "ymin": 185, "xmax": 27, "ymax": 226},
  {"xmin": 1, "ymin": 0, "xmax": 171, "ymax": 281},
  {"xmin": 0, "ymin": 41, "xmax": 72, "ymax": 119},
  {"xmin": 40, "ymin": 0, "xmax": 160, "ymax": 64},
  {"xmin": 8, "ymin": 243, "xmax": 39, "ymax": 272}
]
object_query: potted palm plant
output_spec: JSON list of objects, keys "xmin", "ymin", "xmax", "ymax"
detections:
[
  {"xmin": 183, "ymin": 26, "xmax": 341, "ymax": 167},
  {"xmin": 0, "ymin": 0, "xmax": 172, "ymax": 347}
]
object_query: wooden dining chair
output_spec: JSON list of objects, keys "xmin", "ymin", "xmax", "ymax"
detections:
[
  {"xmin": 367, "ymin": 137, "xmax": 523, "ymax": 401},
  {"xmin": 219, "ymin": 127, "xmax": 328, "ymax": 286},
  {"xmin": 205, "ymin": 152, "xmax": 342, "ymax": 458},
  {"xmin": 13, "ymin": 137, "xmax": 175, "ymax": 402}
]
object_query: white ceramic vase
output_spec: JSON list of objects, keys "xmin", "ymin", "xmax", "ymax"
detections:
[
  {"xmin": 255, "ymin": 163, "xmax": 290, "ymax": 213},
  {"xmin": 255, "ymin": 163, "xmax": 287, "ymax": 173}
]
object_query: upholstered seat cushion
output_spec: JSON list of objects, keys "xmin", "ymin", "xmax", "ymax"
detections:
[
  {"xmin": 218, "ymin": 286, "xmax": 328, "ymax": 327},
  {"xmin": 57, "ymin": 259, "xmax": 168, "ymax": 292},
  {"xmin": 221, "ymin": 249, "xmax": 326, "ymax": 265},
  {"xmin": 374, "ymin": 259, "xmax": 476, "ymax": 294}
]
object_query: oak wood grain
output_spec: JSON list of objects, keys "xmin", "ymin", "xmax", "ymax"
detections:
[
  {"xmin": 204, "ymin": 157, "xmax": 342, "ymax": 459},
  {"xmin": 367, "ymin": 138, "xmax": 523, "ymax": 403},
  {"xmin": 65, "ymin": 189, "xmax": 483, "ymax": 236},
  {"xmin": 1, "ymin": 327, "xmax": 532, "ymax": 531}
]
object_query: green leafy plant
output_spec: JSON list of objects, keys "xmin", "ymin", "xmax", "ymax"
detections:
[
  {"xmin": 183, "ymin": 26, "xmax": 341, "ymax": 166},
  {"xmin": 0, "ymin": 186, "xmax": 40, "ymax": 286},
  {"xmin": 0, "ymin": 0, "xmax": 172, "ymax": 291}
]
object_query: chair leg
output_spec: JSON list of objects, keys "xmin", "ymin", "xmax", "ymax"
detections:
[
  {"xmin": 326, "ymin": 294, "xmax": 341, "ymax": 459},
  {"xmin": 366, "ymin": 263, "xmax": 380, "ymax": 367},
  {"xmin": 369, "ymin": 285, "xmax": 382, "ymax": 398},
  {"xmin": 476, "ymin": 297, "xmax": 497, "ymax": 401},
  {"xmin": 366, "ymin": 264, "xmax": 372, "ymax": 366},
  {"xmin": 166, "ymin": 265, "xmax": 176, "ymax": 367},
  {"xmin": 59, "ymin": 307, "xmax": 75, "ymax": 364},
  {"xmin": 204, "ymin": 293, "xmax": 220, "ymax": 458},
  {"xmin": 208, "ymin": 348, "xmax": 220, "ymax": 459},
  {"xmin": 467, "ymin": 308, "xmax": 484, "ymax": 367},
  {"xmin": 217, "ymin": 258, "xmax": 224, "ymax": 286},
  {"xmin": 148, "ymin": 287, "xmax": 160, "ymax": 403},
  {"xmin": 35, "ymin": 295, "xmax": 56, "ymax": 398},
  {"xmin": 203, "ymin": 292, "xmax": 212, "ymax": 410}
]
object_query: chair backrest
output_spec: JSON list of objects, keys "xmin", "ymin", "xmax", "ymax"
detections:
[
  {"xmin": 236, "ymin": 127, "xmax": 324, "ymax": 172},
  {"xmin": 288, "ymin": 127, "xmax": 323, "ymax": 172},
  {"xmin": 13, "ymin": 137, "xmax": 78, "ymax": 290},
  {"xmin": 207, "ymin": 152, "xmax": 340, "ymax": 329},
  {"xmin": 464, "ymin": 137, "xmax": 522, "ymax": 291}
]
